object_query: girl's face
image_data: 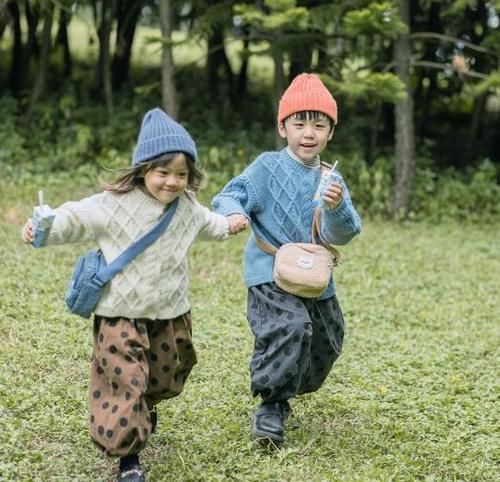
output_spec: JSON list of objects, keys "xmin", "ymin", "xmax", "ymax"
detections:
[
  {"xmin": 143, "ymin": 153, "xmax": 189, "ymax": 205},
  {"xmin": 278, "ymin": 114, "xmax": 334, "ymax": 162}
]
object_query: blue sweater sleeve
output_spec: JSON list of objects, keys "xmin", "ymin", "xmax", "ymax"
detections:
[
  {"xmin": 319, "ymin": 180, "xmax": 362, "ymax": 245},
  {"xmin": 212, "ymin": 172, "xmax": 259, "ymax": 218}
]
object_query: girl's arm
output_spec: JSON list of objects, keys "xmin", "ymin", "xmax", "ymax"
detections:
[
  {"xmin": 24, "ymin": 196, "xmax": 98, "ymax": 247},
  {"xmin": 196, "ymin": 203, "xmax": 231, "ymax": 241}
]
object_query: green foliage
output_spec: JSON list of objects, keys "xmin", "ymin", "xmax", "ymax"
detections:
[
  {"xmin": 325, "ymin": 71, "xmax": 407, "ymax": 105},
  {"xmin": 473, "ymin": 70, "xmax": 500, "ymax": 95},
  {"xmin": 444, "ymin": 0, "xmax": 480, "ymax": 16},
  {"xmin": 0, "ymin": 98, "xmax": 29, "ymax": 166},
  {"xmin": 265, "ymin": 0, "xmax": 297, "ymax": 10},
  {"xmin": 1, "ymin": 92, "xmax": 498, "ymax": 223},
  {"xmin": 342, "ymin": 154, "xmax": 393, "ymax": 218},
  {"xmin": 343, "ymin": 1, "xmax": 407, "ymax": 39},
  {"xmin": 0, "ymin": 94, "xmax": 138, "ymax": 174},
  {"xmin": 189, "ymin": 3, "xmax": 233, "ymax": 40},
  {"xmin": 481, "ymin": 31, "xmax": 500, "ymax": 55},
  {"xmin": 411, "ymin": 159, "xmax": 500, "ymax": 222},
  {"xmin": 234, "ymin": 1, "xmax": 309, "ymax": 33},
  {"xmin": 308, "ymin": 4, "xmax": 344, "ymax": 34},
  {"xmin": 338, "ymin": 154, "xmax": 500, "ymax": 222}
]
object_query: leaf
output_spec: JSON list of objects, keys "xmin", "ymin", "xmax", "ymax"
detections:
[{"xmin": 343, "ymin": 2, "xmax": 407, "ymax": 38}]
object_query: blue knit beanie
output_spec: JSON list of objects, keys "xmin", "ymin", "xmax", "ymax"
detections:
[{"xmin": 132, "ymin": 108, "xmax": 198, "ymax": 166}]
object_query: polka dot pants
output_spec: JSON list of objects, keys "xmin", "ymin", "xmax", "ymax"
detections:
[
  {"xmin": 247, "ymin": 283, "xmax": 344, "ymax": 402},
  {"xmin": 89, "ymin": 313, "xmax": 197, "ymax": 456}
]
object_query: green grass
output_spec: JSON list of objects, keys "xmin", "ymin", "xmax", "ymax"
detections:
[{"xmin": 0, "ymin": 175, "xmax": 498, "ymax": 481}]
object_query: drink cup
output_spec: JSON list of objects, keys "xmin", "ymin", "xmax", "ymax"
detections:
[
  {"xmin": 32, "ymin": 191, "xmax": 55, "ymax": 248},
  {"xmin": 314, "ymin": 160, "xmax": 342, "ymax": 207}
]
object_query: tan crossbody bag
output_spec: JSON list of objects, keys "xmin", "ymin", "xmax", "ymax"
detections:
[{"xmin": 254, "ymin": 208, "xmax": 341, "ymax": 298}]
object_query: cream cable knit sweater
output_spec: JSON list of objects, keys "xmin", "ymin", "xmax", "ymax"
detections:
[{"xmin": 47, "ymin": 188, "xmax": 229, "ymax": 319}]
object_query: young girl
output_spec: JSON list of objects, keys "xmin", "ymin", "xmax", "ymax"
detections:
[{"xmin": 22, "ymin": 108, "xmax": 247, "ymax": 482}]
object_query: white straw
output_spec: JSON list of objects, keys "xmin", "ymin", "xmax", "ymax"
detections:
[
  {"xmin": 38, "ymin": 190, "xmax": 44, "ymax": 213},
  {"xmin": 331, "ymin": 160, "xmax": 339, "ymax": 173}
]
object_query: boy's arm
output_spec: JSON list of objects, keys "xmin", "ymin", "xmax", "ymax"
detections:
[
  {"xmin": 211, "ymin": 175, "xmax": 259, "ymax": 220},
  {"xmin": 319, "ymin": 181, "xmax": 362, "ymax": 245}
]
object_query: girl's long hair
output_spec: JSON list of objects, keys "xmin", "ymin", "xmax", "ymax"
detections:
[{"xmin": 101, "ymin": 153, "xmax": 204, "ymax": 194}]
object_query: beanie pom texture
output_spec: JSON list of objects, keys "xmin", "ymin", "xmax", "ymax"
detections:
[
  {"xmin": 277, "ymin": 73, "xmax": 337, "ymax": 124},
  {"xmin": 132, "ymin": 108, "xmax": 198, "ymax": 166}
]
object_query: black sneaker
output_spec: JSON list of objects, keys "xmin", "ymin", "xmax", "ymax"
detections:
[
  {"xmin": 252, "ymin": 401, "xmax": 288, "ymax": 443},
  {"xmin": 117, "ymin": 463, "xmax": 145, "ymax": 482}
]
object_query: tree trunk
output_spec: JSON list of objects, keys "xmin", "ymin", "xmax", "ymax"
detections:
[
  {"xmin": 26, "ymin": 5, "xmax": 53, "ymax": 117},
  {"xmin": 273, "ymin": 45, "xmax": 285, "ymax": 149},
  {"xmin": 159, "ymin": 0, "xmax": 178, "ymax": 119},
  {"xmin": 414, "ymin": 0, "xmax": 440, "ymax": 140},
  {"xmin": 112, "ymin": 0, "xmax": 142, "ymax": 90},
  {"xmin": 207, "ymin": 24, "xmax": 234, "ymax": 102},
  {"xmin": 368, "ymin": 103, "xmax": 382, "ymax": 164},
  {"xmin": 391, "ymin": 0, "xmax": 415, "ymax": 219},
  {"xmin": 465, "ymin": 93, "xmax": 487, "ymax": 163},
  {"xmin": 237, "ymin": 37, "xmax": 249, "ymax": 99},
  {"xmin": 22, "ymin": 0, "xmax": 40, "ymax": 74},
  {"xmin": 92, "ymin": 1, "xmax": 102, "ymax": 88},
  {"xmin": 55, "ymin": 8, "xmax": 72, "ymax": 77},
  {"xmin": 0, "ymin": 0, "xmax": 10, "ymax": 41},
  {"xmin": 96, "ymin": 0, "xmax": 116, "ymax": 120},
  {"xmin": 7, "ymin": 0, "xmax": 23, "ymax": 95}
]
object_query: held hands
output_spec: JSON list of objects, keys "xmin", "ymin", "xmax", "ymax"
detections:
[
  {"xmin": 22, "ymin": 218, "xmax": 34, "ymax": 244},
  {"xmin": 321, "ymin": 181, "xmax": 343, "ymax": 210},
  {"xmin": 227, "ymin": 214, "xmax": 249, "ymax": 235}
]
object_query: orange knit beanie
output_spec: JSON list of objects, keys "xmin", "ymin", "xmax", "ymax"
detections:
[{"xmin": 277, "ymin": 73, "xmax": 337, "ymax": 124}]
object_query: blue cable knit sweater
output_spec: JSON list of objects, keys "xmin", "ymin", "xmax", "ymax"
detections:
[{"xmin": 212, "ymin": 148, "xmax": 362, "ymax": 299}]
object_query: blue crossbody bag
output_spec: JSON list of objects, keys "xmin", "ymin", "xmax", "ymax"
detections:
[{"xmin": 65, "ymin": 198, "xmax": 179, "ymax": 319}]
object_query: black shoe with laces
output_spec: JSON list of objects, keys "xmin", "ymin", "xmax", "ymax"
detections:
[
  {"xmin": 118, "ymin": 454, "xmax": 145, "ymax": 482},
  {"xmin": 117, "ymin": 464, "xmax": 145, "ymax": 482},
  {"xmin": 252, "ymin": 400, "xmax": 290, "ymax": 443}
]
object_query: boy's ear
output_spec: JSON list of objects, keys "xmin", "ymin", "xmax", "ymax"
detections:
[{"xmin": 278, "ymin": 121, "xmax": 287, "ymax": 139}]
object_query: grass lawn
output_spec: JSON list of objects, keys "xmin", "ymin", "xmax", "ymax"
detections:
[{"xmin": 0, "ymin": 176, "xmax": 498, "ymax": 481}]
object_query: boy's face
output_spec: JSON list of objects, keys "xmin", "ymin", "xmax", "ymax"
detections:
[
  {"xmin": 278, "ymin": 113, "xmax": 334, "ymax": 162},
  {"xmin": 143, "ymin": 153, "xmax": 189, "ymax": 205}
]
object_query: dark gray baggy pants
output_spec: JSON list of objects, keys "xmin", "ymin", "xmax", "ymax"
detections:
[{"xmin": 247, "ymin": 283, "xmax": 345, "ymax": 402}]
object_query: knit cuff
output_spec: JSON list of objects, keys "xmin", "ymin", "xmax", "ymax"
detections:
[{"xmin": 212, "ymin": 197, "xmax": 248, "ymax": 217}]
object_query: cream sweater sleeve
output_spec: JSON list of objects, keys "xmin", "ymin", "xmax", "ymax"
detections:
[
  {"xmin": 194, "ymin": 200, "xmax": 229, "ymax": 241},
  {"xmin": 47, "ymin": 194, "xmax": 100, "ymax": 245}
]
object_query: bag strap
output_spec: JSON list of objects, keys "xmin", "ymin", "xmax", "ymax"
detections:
[
  {"xmin": 96, "ymin": 197, "xmax": 179, "ymax": 284},
  {"xmin": 254, "ymin": 208, "xmax": 340, "ymax": 264}
]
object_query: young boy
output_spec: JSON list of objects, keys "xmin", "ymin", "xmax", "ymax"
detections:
[{"xmin": 212, "ymin": 73, "xmax": 362, "ymax": 444}]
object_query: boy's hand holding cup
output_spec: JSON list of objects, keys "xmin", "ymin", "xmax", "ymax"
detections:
[{"xmin": 314, "ymin": 160, "xmax": 344, "ymax": 210}]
